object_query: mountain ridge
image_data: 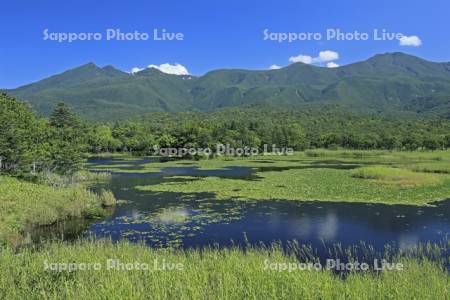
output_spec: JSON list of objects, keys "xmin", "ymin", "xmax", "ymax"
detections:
[{"xmin": 4, "ymin": 52, "xmax": 450, "ymax": 121}]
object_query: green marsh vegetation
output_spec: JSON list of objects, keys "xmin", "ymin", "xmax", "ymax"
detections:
[
  {"xmin": 409, "ymin": 162, "xmax": 450, "ymax": 174},
  {"xmin": 0, "ymin": 167, "xmax": 114, "ymax": 246},
  {"xmin": 135, "ymin": 150, "xmax": 450, "ymax": 205},
  {"xmin": 350, "ymin": 167, "xmax": 441, "ymax": 187},
  {"xmin": 0, "ymin": 176, "xmax": 115, "ymax": 247},
  {"xmin": 37, "ymin": 170, "xmax": 111, "ymax": 188},
  {"xmin": 0, "ymin": 239, "xmax": 448, "ymax": 299}
]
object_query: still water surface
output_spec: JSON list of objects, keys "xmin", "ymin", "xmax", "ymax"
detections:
[{"xmin": 37, "ymin": 157, "xmax": 450, "ymax": 257}]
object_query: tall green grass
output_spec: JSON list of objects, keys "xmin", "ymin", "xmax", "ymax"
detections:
[
  {"xmin": 37, "ymin": 170, "xmax": 111, "ymax": 188},
  {"xmin": 305, "ymin": 149, "xmax": 388, "ymax": 158},
  {"xmin": 409, "ymin": 162, "xmax": 450, "ymax": 174},
  {"xmin": 0, "ymin": 176, "xmax": 115, "ymax": 247},
  {"xmin": 0, "ymin": 239, "xmax": 448, "ymax": 299},
  {"xmin": 98, "ymin": 189, "xmax": 117, "ymax": 208},
  {"xmin": 351, "ymin": 166, "xmax": 441, "ymax": 187}
]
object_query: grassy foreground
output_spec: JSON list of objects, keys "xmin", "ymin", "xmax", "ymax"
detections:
[
  {"xmin": 0, "ymin": 176, "xmax": 115, "ymax": 247},
  {"xmin": 0, "ymin": 240, "xmax": 448, "ymax": 299}
]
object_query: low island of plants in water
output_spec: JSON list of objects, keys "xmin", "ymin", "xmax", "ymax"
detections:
[{"xmin": 133, "ymin": 150, "xmax": 450, "ymax": 206}]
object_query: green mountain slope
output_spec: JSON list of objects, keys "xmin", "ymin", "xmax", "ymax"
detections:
[{"xmin": 5, "ymin": 52, "xmax": 450, "ymax": 120}]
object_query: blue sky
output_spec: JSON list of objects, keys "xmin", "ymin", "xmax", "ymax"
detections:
[{"xmin": 1, "ymin": 0, "xmax": 449, "ymax": 88}]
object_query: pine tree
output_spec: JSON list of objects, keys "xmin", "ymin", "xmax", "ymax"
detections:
[{"xmin": 48, "ymin": 102, "xmax": 86, "ymax": 175}]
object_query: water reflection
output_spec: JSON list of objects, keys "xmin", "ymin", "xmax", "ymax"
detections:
[
  {"xmin": 34, "ymin": 157, "xmax": 450, "ymax": 256},
  {"xmin": 317, "ymin": 212, "xmax": 338, "ymax": 241}
]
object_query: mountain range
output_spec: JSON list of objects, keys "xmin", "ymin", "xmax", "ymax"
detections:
[{"xmin": 5, "ymin": 52, "xmax": 450, "ymax": 121}]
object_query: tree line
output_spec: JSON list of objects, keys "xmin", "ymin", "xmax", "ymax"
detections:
[
  {"xmin": 1, "ymin": 92, "xmax": 450, "ymax": 176},
  {"xmin": 89, "ymin": 106, "xmax": 450, "ymax": 153}
]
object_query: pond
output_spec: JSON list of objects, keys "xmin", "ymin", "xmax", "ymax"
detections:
[{"xmin": 36, "ymin": 156, "xmax": 450, "ymax": 259}]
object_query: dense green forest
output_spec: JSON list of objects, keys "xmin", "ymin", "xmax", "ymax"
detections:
[
  {"xmin": 0, "ymin": 93, "xmax": 86, "ymax": 176},
  {"xmin": 1, "ymin": 92, "xmax": 450, "ymax": 176}
]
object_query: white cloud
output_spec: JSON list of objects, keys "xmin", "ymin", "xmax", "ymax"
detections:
[
  {"xmin": 268, "ymin": 64, "xmax": 282, "ymax": 70},
  {"xmin": 399, "ymin": 35, "xmax": 422, "ymax": 47},
  {"xmin": 289, "ymin": 50, "xmax": 339, "ymax": 66},
  {"xmin": 130, "ymin": 63, "xmax": 190, "ymax": 75},
  {"xmin": 148, "ymin": 63, "xmax": 189, "ymax": 75},
  {"xmin": 326, "ymin": 62, "xmax": 340, "ymax": 68},
  {"xmin": 289, "ymin": 54, "xmax": 313, "ymax": 64},
  {"xmin": 315, "ymin": 50, "xmax": 339, "ymax": 63},
  {"xmin": 130, "ymin": 67, "xmax": 144, "ymax": 74}
]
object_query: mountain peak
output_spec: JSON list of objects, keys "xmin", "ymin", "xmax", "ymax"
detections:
[
  {"xmin": 368, "ymin": 52, "xmax": 427, "ymax": 63},
  {"xmin": 76, "ymin": 62, "xmax": 99, "ymax": 69},
  {"xmin": 356, "ymin": 52, "xmax": 450, "ymax": 78},
  {"xmin": 374, "ymin": 52, "xmax": 410, "ymax": 57},
  {"xmin": 102, "ymin": 65, "xmax": 115, "ymax": 70},
  {"xmin": 134, "ymin": 67, "xmax": 164, "ymax": 76}
]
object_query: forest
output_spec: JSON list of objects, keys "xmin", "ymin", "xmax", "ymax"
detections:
[{"xmin": 2, "ymin": 91, "xmax": 450, "ymax": 177}]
